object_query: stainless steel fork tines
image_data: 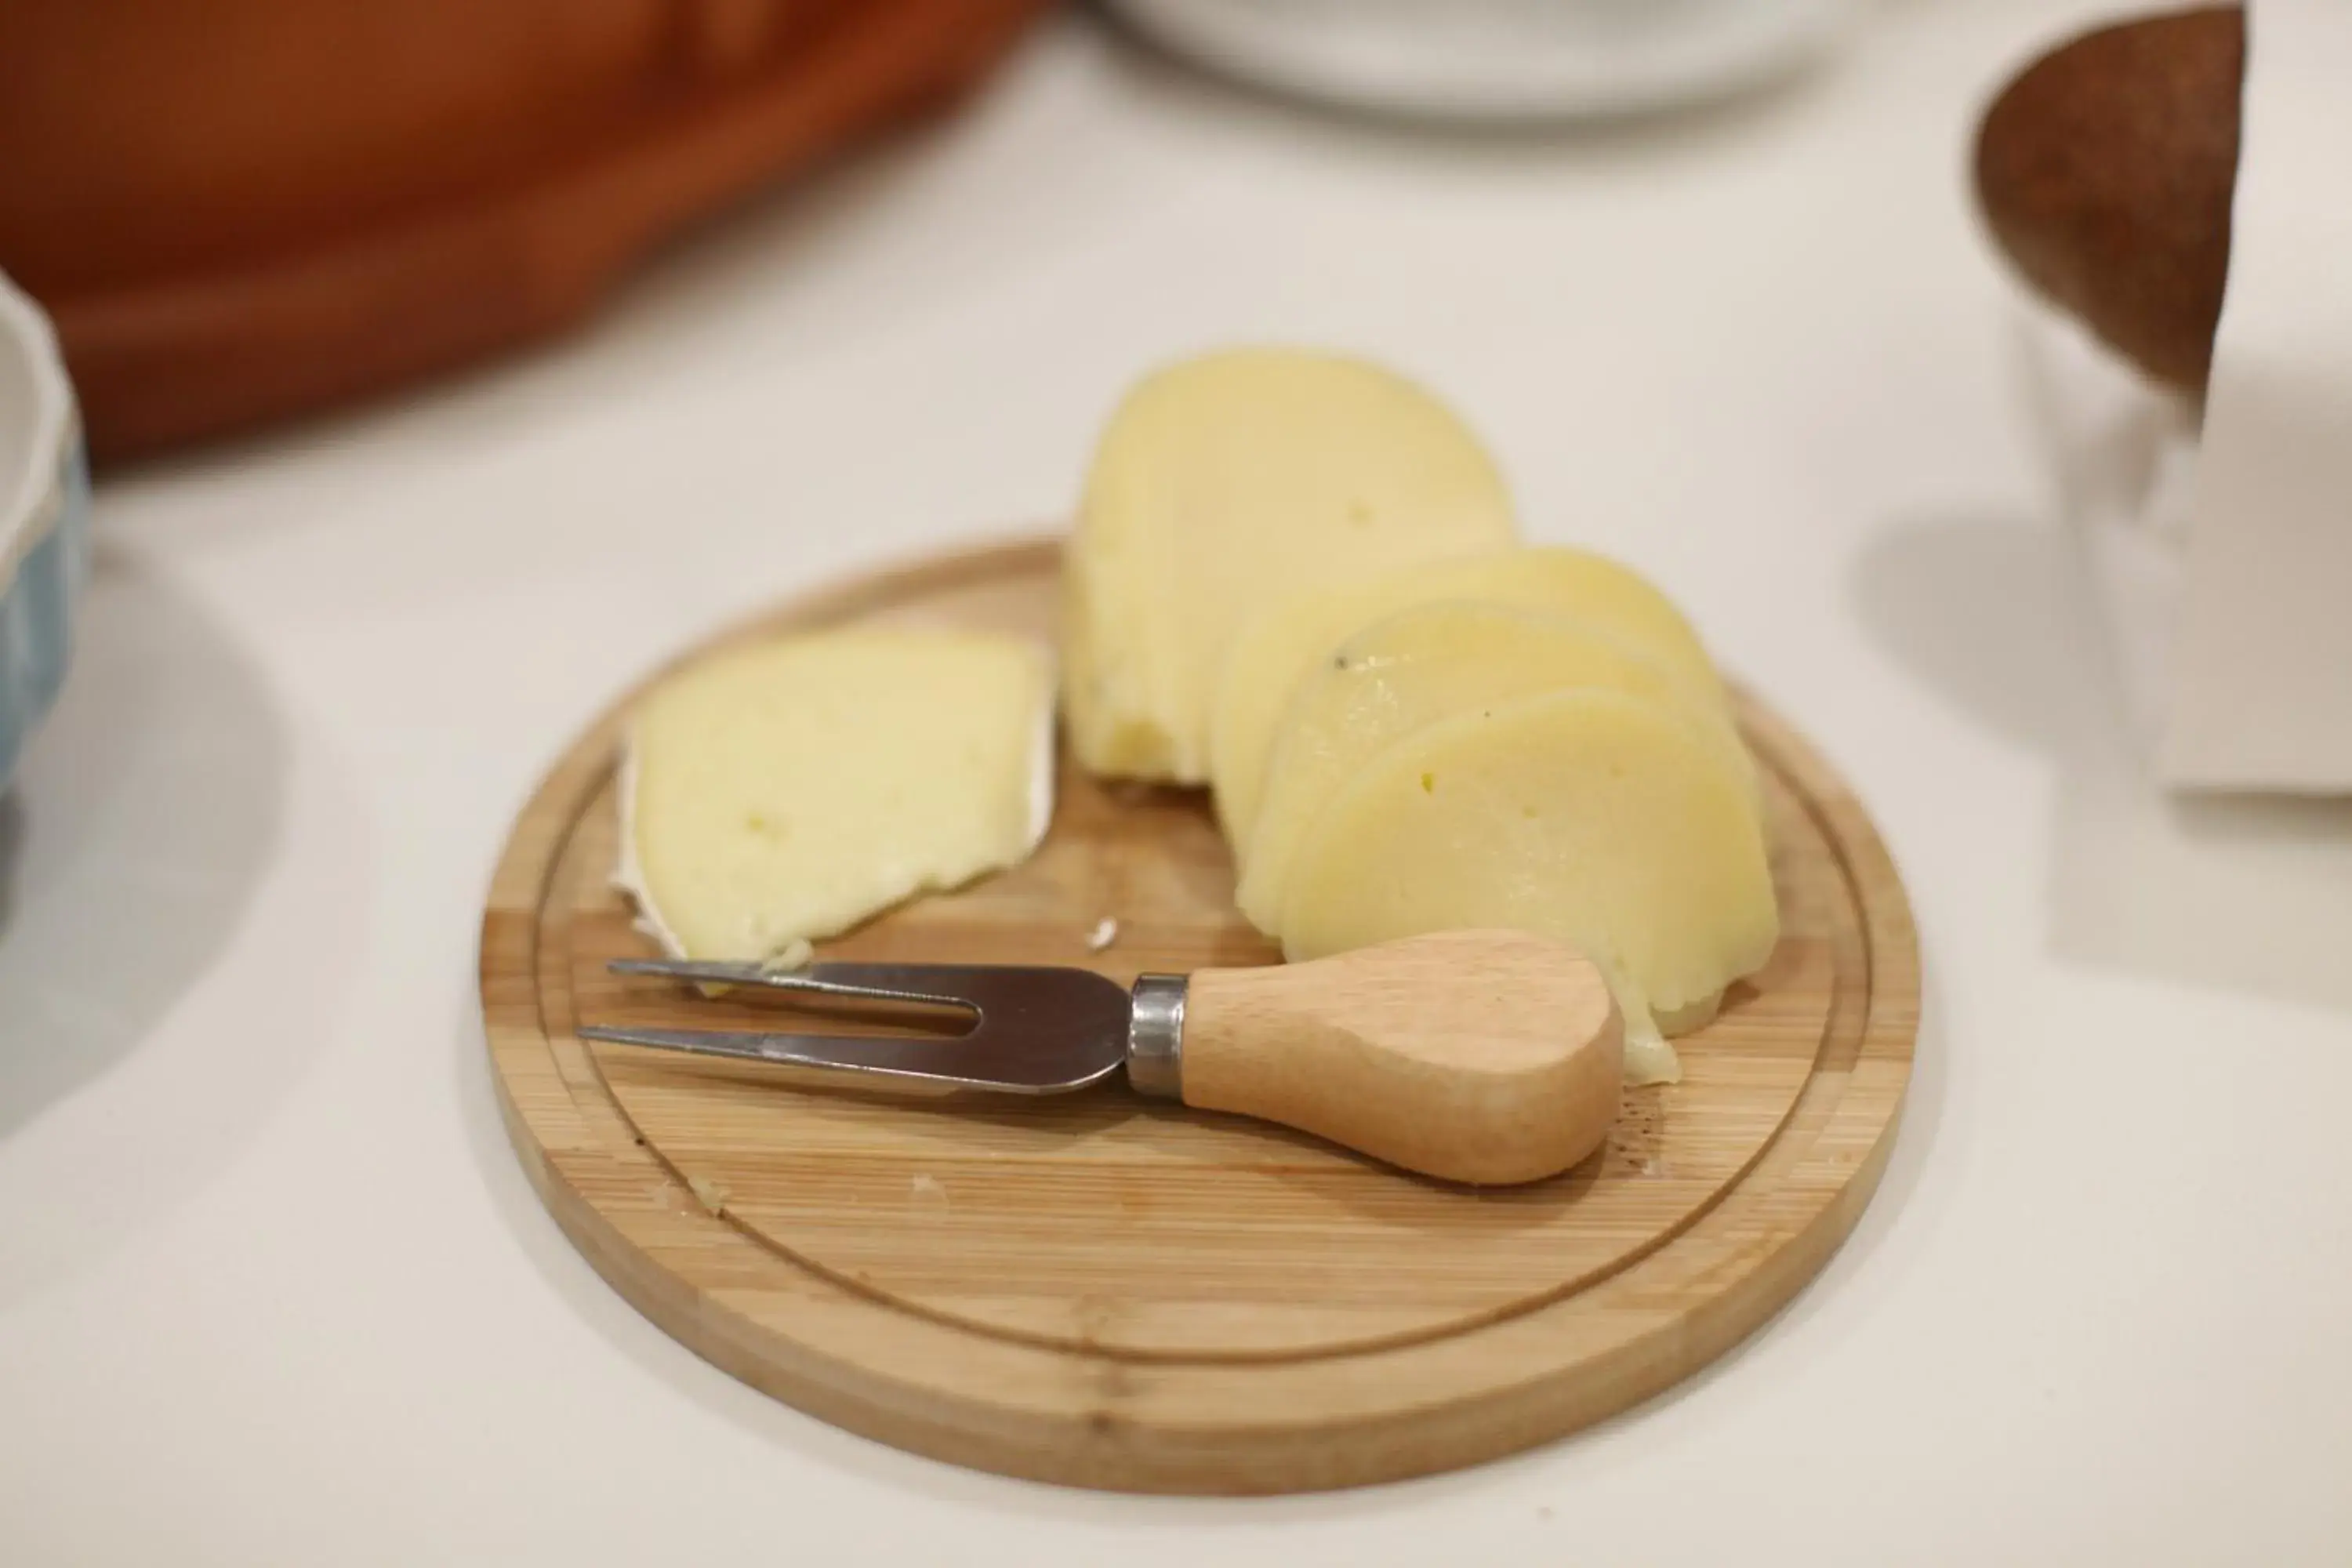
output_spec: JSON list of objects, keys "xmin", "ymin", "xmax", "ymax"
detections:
[{"xmin": 578, "ymin": 956, "xmax": 1150, "ymax": 1095}]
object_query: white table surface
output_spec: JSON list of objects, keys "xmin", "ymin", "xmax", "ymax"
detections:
[{"xmin": 6, "ymin": 4, "xmax": 2350, "ymax": 1563}]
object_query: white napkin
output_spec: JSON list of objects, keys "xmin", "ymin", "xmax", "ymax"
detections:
[
  {"xmin": 2165, "ymin": 0, "xmax": 2352, "ymax": 790},
  {"xmin": 2027, "ymin": 0, "xmax": 2352, "ymax": 793}
]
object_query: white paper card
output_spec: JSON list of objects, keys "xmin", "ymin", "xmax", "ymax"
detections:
[{"xmin": 2165, "ymin": 0, "xmax": 2352, "ymax": 790}]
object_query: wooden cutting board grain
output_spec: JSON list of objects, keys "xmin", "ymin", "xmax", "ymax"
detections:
[{"xmin": 477, "ymin": 535, "xmax": 1919, "ymax": 1494}]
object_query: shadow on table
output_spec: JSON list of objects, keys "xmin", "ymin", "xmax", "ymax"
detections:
[
  {"xmin": 0, "ymin": 546, "xmax": 296, "ymax": 1302},
  {"xmin": 1850, "ymin": 512, "xmax": 2352, "ymax": 1016}
]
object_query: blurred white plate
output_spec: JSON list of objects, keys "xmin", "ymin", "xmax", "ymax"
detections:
[{"xmin": 1105, "ymin": 0, "xmax": 1860, "ymax": 119}]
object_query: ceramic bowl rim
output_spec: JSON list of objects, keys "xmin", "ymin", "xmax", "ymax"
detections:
[{"xmin": 0, "ymin": 272, "xmax": 74, "ymax": 589}]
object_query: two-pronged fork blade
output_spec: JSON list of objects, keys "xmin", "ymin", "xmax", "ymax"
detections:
[{"xmin": 579, "ymin": 956, "xmax": 1179, "ymax": 1096}]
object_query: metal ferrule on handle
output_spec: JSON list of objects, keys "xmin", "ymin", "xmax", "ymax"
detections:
[{"xmin": 1124, "ymin": 973, "xmax": 1187, "ymax": 1099}]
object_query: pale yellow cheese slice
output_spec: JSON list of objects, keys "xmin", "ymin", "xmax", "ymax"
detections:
[
  {"xmin": 615, "ymin": 630, "xmax": 1054, "ymax": 961},
  {"xmin": 1060, "ymin": 347, "xmax": 1518, "ymax": 783},
  {"xmin": 1276, "ymin": 688, "xmax": 1777, "ymax": 1085},
  {"xmin": 1234, "ymin": 600, "xmax": 1747, "ymax": 934},
  {"xmin": 1209, "ymin": 544, "xmax": 1730, "ymax": 845}
]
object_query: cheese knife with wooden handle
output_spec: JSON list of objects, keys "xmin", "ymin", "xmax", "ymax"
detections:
[{"xmin": 583, "ymin": 928, "xmax": 1625, "ymax": 1187}]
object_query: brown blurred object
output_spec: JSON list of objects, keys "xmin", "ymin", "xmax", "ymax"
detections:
[
  {"xmin": 0, "ymin": 0, "xmax": 1058, "ymax": 463},
  {"xmin": 1973, "ymin": 5, "xmax": 2244, "ymax": 397}
]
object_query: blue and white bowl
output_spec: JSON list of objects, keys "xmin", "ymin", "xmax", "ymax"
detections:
[{"xmin": 0, "ymin": 271, "xmax": 89, "ymax": 790}]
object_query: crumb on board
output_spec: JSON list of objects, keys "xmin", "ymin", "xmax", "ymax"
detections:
[
  {"xmin": 1086, "ymin": 916, "xmax": 1120, "ymax": 953},
  {"xmin": 687, "ymin": 1174, "xmax": 731, "ymax": 1213},
  {"xmin": 761, "ymin": 938, "xmax": 815, "ymax": 975},
  {"xmin": 909, "ymin": 1174, "xmax": 948, "ymax": 1207}
]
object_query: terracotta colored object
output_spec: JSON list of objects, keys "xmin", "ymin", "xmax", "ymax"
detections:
[
  {"xmin": 0, "ymin": 0, "xmax": 1057, "ymax": 463},
  {"xmin": 1973, "ymin": 5, "xmax": 2244, "ymax": 396}
]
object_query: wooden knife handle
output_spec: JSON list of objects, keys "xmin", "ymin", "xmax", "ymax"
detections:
[{"xmin": 1176, "ymin": 930, "xmax": 1624, "ymax": 1186}]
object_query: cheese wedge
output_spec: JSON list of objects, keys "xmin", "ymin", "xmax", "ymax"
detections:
[
  {"xmin": 1209, "ymin": 544, "xmax": 1730, "ymax": 845},
  {"xmin": 615, "ymin": 630, "xmax": 1054, "ymax": 961},
  {"xmin": 1061, "ymin": 347, "xmax": 1517, "ymax": 782},
  {"xmin": 1276, "ymin": 689, "xmax": 1777, "ymax": 1085},
  {"xmin": 1234, "ymin": 601, "xmax": 1747, "ymax": 933}
]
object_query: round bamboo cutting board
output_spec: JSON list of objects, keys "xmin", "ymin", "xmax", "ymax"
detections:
[{"xmin": 477, "ymin": 536, "xmax": 1919, "ymax": 1494}]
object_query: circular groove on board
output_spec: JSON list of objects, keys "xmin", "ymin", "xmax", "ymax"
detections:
[
  {"xmin": 479, "ymin": 536, "xmax": 1918, "ymax": 1494},
  {"xmin": 561, "ymin": 738, "xmax": 1842, "ymax": 1363}
]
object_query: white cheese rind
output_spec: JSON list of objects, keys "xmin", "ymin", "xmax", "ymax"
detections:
[{"xmin": 609, "ymin": 731, "xmax": 682, "ymax": 955}]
